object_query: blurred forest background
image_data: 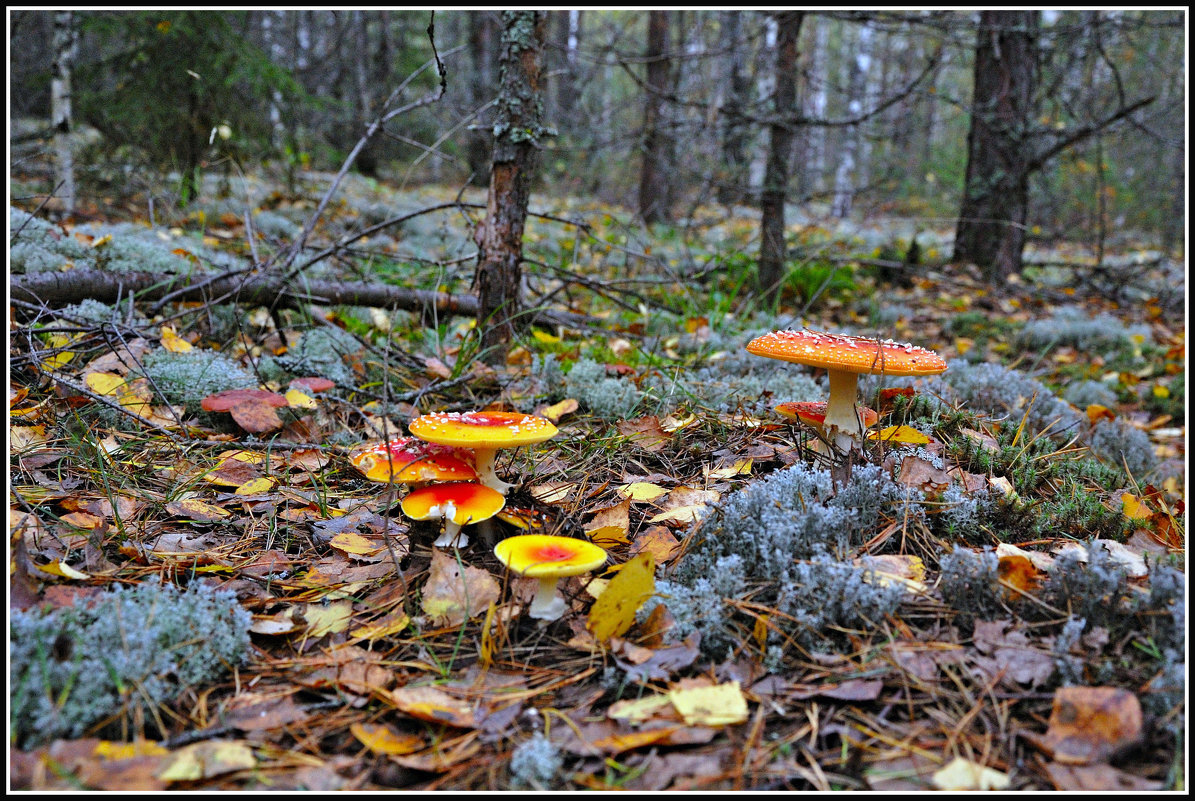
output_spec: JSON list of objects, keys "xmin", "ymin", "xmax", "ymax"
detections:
[{"xmin": 9, "ymin": 9, "xmax": 1187, "ymax": 271}]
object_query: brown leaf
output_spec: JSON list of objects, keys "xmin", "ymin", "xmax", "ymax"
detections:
[
  {"xmin": 1041, "ymin": 686, "xmax": 1144, "ymax": 765},
  {"xmin": 230, "ymin": 398, "xmax": 285, "ymax": 433},
  {"xmin": 1044, "ymin": 762, "xmax": 1163, "ymax": 791},
  {"xmin": 997, "ymin": 552, "xmax": 1043, "ymax": 600},
  {"xmin": 896, "ymin": 455, "xmax": 951, "ymax": 495},
  {"xmin": 387, "ymin": 685, "xmax": 476, "ymax": 728},
  {"xmin": 971, "ymin": 620, "xmax": 1056, "ymax": 688},
  {"xmin": 628, "ymin": 525, "xmax": 680, "ymax": 564},
  {"xmin": 420, "ymin": 549, "xmax": 500, "ymax": 628},
  {"xmin": 585, "ymin": 498, "xmax": 631, "ymax": 545},
  {"xmin": 616, "ymin": 415, "xmax": 671, "ymax": 452}
]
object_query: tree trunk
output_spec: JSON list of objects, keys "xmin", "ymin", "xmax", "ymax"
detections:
[
  {"xmin": 474, "ymin": 10, "xmax": 548, "ymax": 364},
  {"xmin": 716, "ymin": 10, "xmax": 749, "ymax": 206},
  {"xmin": 466, "ymin": 11, "xmax": 501, "ymax": 186},
  {"xmin": 638, "ymin": 10, "xmax": 673, "ymax": 224},
  {"xmin": 953, "ymin": 11, "xmax": 1039, "ymax": 283},
  {"xmin": 757, "ymin": 11, "xmax": 804, "ymax": 302},
  {"xmin": 51, "ymin": 10, "xmax": 77, "ymax": 219},
  {"xmin": 831, "ymin": 22, "xmax": 874, "ymax": 218}
]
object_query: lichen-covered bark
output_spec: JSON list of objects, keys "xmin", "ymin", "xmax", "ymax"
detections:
[{"xmin": 475, "ymin": 10, "xmax": 548, "ymax": 363}]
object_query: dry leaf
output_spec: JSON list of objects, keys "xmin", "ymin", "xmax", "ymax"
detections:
[
  {"xmin": 230, "ymin": 398, "xmax": 285, "ymax": 433},
  {"xmin": 617, "ymin": 481, "xmax": 670, "ymax": 502},
  {"xmin": 585, "ymin": 499, "xmax": 631, "ymax": 546},
  {"xmin": 667, "ymin": 679, "xmax": 749, "ymax": 727},
  {"xmin": 420, "ymin": 549, "xmax": 500, "ymax": 627},
  {"xmin": 350, "ymin": 722, "xmax": 424, "ymax": 755},
  {"xmin": 932, "ymin": 756, "xmax": 1011, "ymax": 791},
  {"xmin": 387, "ymin": 685, "xmax": 476, "ymax": 728},
  {"xmin": 587, "ymin": 552, "xmax": 655, "ymax": 642},
  {"xmin": 616, "ymin": 416, "xmax": 670, "ymax": 452},
  {"xmin": 1042, "ymin": 686, "xmax": 1143, "ymax": 765}
]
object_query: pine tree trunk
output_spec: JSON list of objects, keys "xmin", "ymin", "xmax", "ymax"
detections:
[
  {"xmin": 638, "ymin": 10, "xmax": 673, "ymax": 224},
  {"xmin": 757, "ymin": 11, "xmax": 804, "ymax": 302},
  {"xmin": 953, "ymin": 11, "xmax": 1039, "ymax": 283},
  {"xmin": 475, "ymin": 11, "xmax": 548, "ymax": 364},
  {"xmin": 466, "ymin": 11, "xmax": 500, "ymax": 186},
  {"xmin": 716, "ymin": 10, "xmax": 749, "ymax": 206}
]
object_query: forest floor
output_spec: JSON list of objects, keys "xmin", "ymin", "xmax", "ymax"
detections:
[{"xmin": 8, "ymin": 168, "xmax": 1187, "ymax": 791}]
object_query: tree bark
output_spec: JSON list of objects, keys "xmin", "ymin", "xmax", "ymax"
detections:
[
  {"xmin": 757, "ymin": 11, "xmax": 805, "ymax": 302},
  {"xmin": 637, "ymin": 10, "xmax": 674, "ymax": 224},
  {"xmin": 474, "ymin": 10, "xmax": 548, "ymax": 364},
  {"xmin": 51, "ymin": 10, "xmax": 77, "ymax": 219},
  {"xmin": 953, "ymin": 11, "xmax": 1039, "ymax": 283}
]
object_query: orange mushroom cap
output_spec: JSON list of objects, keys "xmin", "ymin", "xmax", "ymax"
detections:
[
  {"xmin": 494, "ymin": 534, "xmax": 608, "ymax": 620},
  {"xmin": 401, "ymin": 481, "xmax": 505, "ymax": 548},
  {"xmin": 409, "ymin": 411, "xmax": 558, "ymax": 495},
  {"xmin": 746, "ymin": 330, "xmax": 948, "ymax": 376},
  {"xmin": 775, "ymin": 400, "xmax": 879, "ymax": 429},
  {"xmin": 349, "ymin": 437, "xmax": 477, "ymax": 484}
]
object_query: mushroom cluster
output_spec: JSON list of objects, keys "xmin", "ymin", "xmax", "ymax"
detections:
[
  {"xmin": 353, "ymin": 411, "xmax": 559, "ymax": 549},
  {"xmin": 748, "ymin": 329, "xmax": 946, "ymax": 453}
]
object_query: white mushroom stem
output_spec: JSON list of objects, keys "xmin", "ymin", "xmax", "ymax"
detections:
[
  {"xmin": 471, "ymin": 447, "xmax": 515, "ymax": 495},
  {"xmin": 823, "ymin": 369, "xmax": 866, "ymax": 452},
  {"xmin": 527, "ymin": 577, "xmax": 568, "ymax": 620},
  {"xmin": 429, "ymin": 502, "xmax": 470, "ymax": 548}
]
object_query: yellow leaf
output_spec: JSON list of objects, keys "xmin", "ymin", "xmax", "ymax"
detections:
[
  {"xmin": 704, "ymin": 458, "xmax": 752, "ymax": 480},
  {"xmin": 616, "ymin": 482, "xmax": 669, "ymax": 502},
  {"xmin": 1086, "ymin": 404, "xmax": 1116, "ymax": 424},
  {"xmin": 954, "ymin": 337, "xmax": 974, "ymax": 356},
  {"xmin": 235, "ymin": 476, "xmax": 276, "ymax": 495},
  {"xmin": 350, "ymin": 722, "xmax": 423, "ymax": 755},
  {"xmin": 301, "ymin": 599, "xmax": 353, "ymax": 637},
  {"xmin": 41, "ymin": 332, "xmax": 76, "ymax": 369},
  {"xmin": 85, "ymin": 372, "xmax": 128, "ymax": 396},
  {"xmin": 285, "ymin": 388, "xmax": 317, "ymax": 409},
  {"xmin": 587, "ymin": 552, "xmax": 654, "ymax": 642},
  {"xmin": 659, "ymin": 411, "xmax": 696, "ymax": 433},
  {"xmin": 1121, "ymin": 492, "xmax": 1150, "ymax": 520},
  {"xmin": 667, "ymin": 680, "xmax": 749, "ymax": 727},
  {"xmin": 387, "ymin": 685, "xmax": 476, "ymax": 728},
  {"xmin": 1152, "ymin": 384, "xmax": 1170, "ymax": 399},
  {"xmin": 165, "ymin": 497, "xmax": 230, "ymax": 521},
  {"xmin": 330, "ymin": 531, "xmax": 384, "ymax": 557},
  {"xmin": 94, "ymin": 739, "xmax": 169, "ymax": 760},
  {"xmin": 607, "ymin": 693, "xmax": 673, "ymax": 724},
  {"xmin": 538, "ymin": 397, "xmax": 578, "ymax": 423},
  {"xmin": 932, "ymin": 757, "xmax": 1010, "ymax": 791},
  {"xmin": 350, "ymin": 610, "xmax": 411, "ymax": 641},
  {"xmin": 157, "ymin": 741, "xmax": 255, "ymax": 782},
  {"xmin": 530, "ymin": 328, "xmax": 561, "ymax": 344},
  {"xmin": 11, "ymin": 425, "xmax": 49, "ymax": 451},
  {"xmin": 160, "ymin": 325, "xmax": 193, "ymax": 353},
  {"xmin": 36, "ymin": 560, "xmax": 90, "ymax": 580},
  {"xmin": 868, "ymin": 425, "xmax": 930, "ymax": 444}
]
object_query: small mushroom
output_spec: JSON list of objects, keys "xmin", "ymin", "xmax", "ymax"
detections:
[
  {"xmin": 747, "ymin": 330, "xmax": 946, "ymax": 452},
  {"xmin": 400, "ymin": 481, "xmax": 505, "ymax": 548},
  {"xmin": 349, "ymin": 437, "xmax": 477, "ymax": 485},
  {"xmin": 408, "ymin": 411, "xmax": 558, "ymax": 495},
  {"xmin": 493, "ymin": 534, "xmax": 608, "ymax": 621},
  {"xmin": 775, "ymin": 400, "xmax": 878, "ymax": 453}
]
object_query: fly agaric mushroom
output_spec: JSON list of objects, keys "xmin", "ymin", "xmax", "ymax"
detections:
[
  {"xmin": 349, "ymin": 437, "xmax": 477, "ymax": 485},
  {"xmin": 408, "ymin": 411, "xmax": 558, "ymax": 495},
  {"xmin": 400, "ymin": 481, "xmax": 505, "ymax": 549},
  {"xmin": 493, "ymin": 534, "xmax": 608, "ymax": 621},
  {"xmin": 775, "ymin": 400, "xmax": 879, "ymax": 454},
  {"xmin": 747, "ymin": 330, "xmax": 946, "ymax": 452}
]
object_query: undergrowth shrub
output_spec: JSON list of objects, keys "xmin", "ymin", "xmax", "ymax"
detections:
[
  {"xmin": 139, "ymin": 348, "xmax": 258, "ymax": 412},
  {"xmin": 10, "ymin": 581, "xmax": 251, "ymax": 747}
]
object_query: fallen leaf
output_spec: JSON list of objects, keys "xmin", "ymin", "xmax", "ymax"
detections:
[
  {"xmin": 587, "ymin": 551, "xmax": 655, "ymax": 642},
  {"xmin": 350, "ymin": 722, "xmax": 424, "ymax": 755},
  {"xmin": 537, "ymin": 397, "xmax": 579, "ymax": 423},
  {"xmin": 932, "ymin": 756, "xmax": 1011, "ymax": 791},
  {"xmin": 1043, "ymin": 762, "xmax": 1163, "ymax": 791},
  {"xmin": 160, "ymin": 325, "xmax": 193, "ymax": 353},
  {"xmin": 420, "ymin": 549, "xmax": 500, "ymax": 627},
  {"xmin": 1041, "ymin": 686, "xmax": 1143, "ymax": 765},
  {"xmin": 667, "ymin": 679, "xmax": 749, "ymax": 727},
  {"xmin": 301, "ymin": 599, "xmax": 353, "ymax": 638},
  {"xmin": 628, "ymin": 525, "xmax": 680, "ymax": 564},
  {"xmin": 997, "ymin": 551, "xmax": 1043, "ymax": 600},
  {"xmin": 156, "ymin": 740, "xmax": 256, "ymax": 782},
  {"xmin": 230, "ymin": 398, "xmax": 285, "ymax": 433},
  {"xmin": 387, "ymin": 685, "xmax": 476, "ymax": 728},
  {"xmin": 164, "ymin": 497, "xmax": 230, "ymax": 521},
  {"xmin": 616, "ymin": 416, "xmax": 671, "ymax": 452},
  {"xmin": 869, "ymin": 425, "xmax": 931, "ymax": 445},
  {"xmin": 617, "ymin": 481, "xmax": 670, "ymax": 502},
  {"xmin": 585, "ymin": 499, "xmax": 631, "ymax": 546},
  {"xmin": 647, "ymin": 487, "xmax": 719, "ymax": 527}
]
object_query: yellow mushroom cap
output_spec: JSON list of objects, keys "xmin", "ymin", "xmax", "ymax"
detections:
[
  {"xmin": 747, "ymin": 330, "xmax": 947, "ymax": 377},
  {"xmin": 775, "ymin": 401, "xmax": 879, "ymax": 429},
  {"xmin": 409, "ymin": 411, "xmax": 558, "ymax": 449},
  {"xmin": 349, "ymin": 437, "xmax": 478, "ymax": 484},
  {"xmin": 494, "ymin": 535, "xmax": 608, "ymax": 578},
  {"xmin": 400, "ymin": 481, "xmax": 505, "ymax": 527}
]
